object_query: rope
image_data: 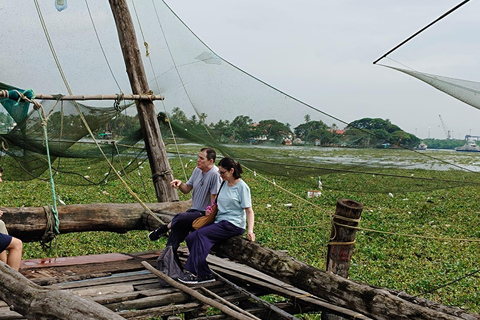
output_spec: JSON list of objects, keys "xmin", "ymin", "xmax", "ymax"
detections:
[
  {"xmin": 11, "ymin": 90, "xmax": 61, "ymax": 241},
  {"xmin": 334, "ymin": 221, "xmax": 480, "ymax": 243},
  {"xmin": 413, "ymin": 267, "xmax": 480, "ymax": 298},
  {"xmin": 41, "ymin": 205, "xmax": 58, "ymax": 249},
  {"xmin": 85, "ymin": 0, "xmax": 123, "ymax": 92},
  {"xmin": 132, "ymin": 0, "xmax": 188, "ymax": 182},
  {"xmin": 242, "ymin": 166, "xmax": 329, "ymax": 261}
]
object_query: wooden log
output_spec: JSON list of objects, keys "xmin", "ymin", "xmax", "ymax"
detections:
[
  {"xmin": 0, "ymin": 263, "xmax": 125, "ymax": 320},
  {"xmin": 108, "ymin": 0, "xmax": 178, "ymax": 203},
  {"xmin": 323, "ymin": 199, "xmax": 363, "ymax": 320},
  {"xmin": 1, "ymin": 201, "xmax": 191, "ymax": 242},
  {"xmin": 214, "ymin": 237, "xmax": 479, "ymax": 320}
]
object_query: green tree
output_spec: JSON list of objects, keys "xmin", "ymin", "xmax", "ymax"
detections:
[
  {"xmin": 294, "ymin": 120, "xmax": 329, "ymax": 142},
  {"xmin": 346, "ymin": 117, "xmax": 419, "ymax": 148},
  {"xmin": 257, "ymin": 119, "xmax": 291, "ymax": 143},
  {"xmin": 231, "ymin": 115, "xmax": 254, "ymax": 143}
]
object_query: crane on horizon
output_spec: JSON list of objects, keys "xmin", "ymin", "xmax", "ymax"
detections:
[{"xmin": 438, "ymin": 115, "xmax": 451, "ymax": 140}]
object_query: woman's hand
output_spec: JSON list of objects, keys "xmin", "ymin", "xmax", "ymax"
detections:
[
  {"xmin": 205, "ymin": 206, "xmax": 213, "ymax": 216},
  {"xmin": 0, "ymin": 210, "xmax": 3, "ymax": 218},
  {"xmin": 247, "ymin": 231, "xmax": 255, "ymax": 242}
]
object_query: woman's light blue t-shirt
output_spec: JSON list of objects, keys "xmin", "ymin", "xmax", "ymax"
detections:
[{"xmin": 215, "ymin": 179, "xmax": 251, "ymax": 229}]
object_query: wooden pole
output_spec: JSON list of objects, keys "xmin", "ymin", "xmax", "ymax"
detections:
[
  {"xmin": 108, "ymin": 0, "xmax": 178, "ymax": 203},
  {"xmin": 322, "ymin": 198, "xmax": 363, "ymax": 320}
]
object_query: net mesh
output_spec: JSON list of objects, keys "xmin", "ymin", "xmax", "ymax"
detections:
[
  {"xmin": 0, "ymin": 0, "xmax": 478, "ymax": 193},
  {"xmin": 383, "ymin": 65, "xmax": 480, "ymax": 111}
]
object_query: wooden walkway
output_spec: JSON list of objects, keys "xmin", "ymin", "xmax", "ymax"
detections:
[{"xmin": 1, "ymin": 248, "xmax": 369, "ymax": 320}]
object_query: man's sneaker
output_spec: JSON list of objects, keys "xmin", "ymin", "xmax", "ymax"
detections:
[
  {"xmin": 196, "ymin": 274, "xmax": 215, "ymax": 284},
  {"xmin": 148, "ymin": 224, "xmax": 169, "ymax": 241},
  {"xmin": 178, "ymin": 272, "xmax": 198, "ymax": 285}
]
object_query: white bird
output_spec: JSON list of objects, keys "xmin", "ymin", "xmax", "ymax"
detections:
[
  {"xmin": 58, "ymin": 195, "xmax": 66, "ymax": 205},
  {"xmin": 388, "ymin": 192, "xmax": 394, "ymax": 198}
]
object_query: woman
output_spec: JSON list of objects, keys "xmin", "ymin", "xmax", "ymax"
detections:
[{"xmin": 178, "ymin": 157, "xmax": 255, "ymax": 285}]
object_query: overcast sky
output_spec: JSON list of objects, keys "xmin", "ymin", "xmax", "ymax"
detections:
[{"xmin": 1, "ymin": 0, "xmax": 479, "ymax": 139}]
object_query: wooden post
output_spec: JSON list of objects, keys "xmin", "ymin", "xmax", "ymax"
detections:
[
  {"xmin": 108, "ymin": 0, "xmax": 178, "ymax": 203},
  {"xmin": 322, "ymin": 198, "xmax": 363, "ymax": 320}
]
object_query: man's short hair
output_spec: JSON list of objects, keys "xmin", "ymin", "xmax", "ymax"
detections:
[
  {"xmin": 0, "ymin": 166, "xmax": 3, "ymax": 173},
  {"xmin": 201, "ymin": 148, "xmax": 216, "ymax": 161}
]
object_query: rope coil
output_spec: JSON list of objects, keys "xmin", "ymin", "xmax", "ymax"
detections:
[{"xmin": 152, "ymin": 169, "xmax": 173, "ymax": 182}]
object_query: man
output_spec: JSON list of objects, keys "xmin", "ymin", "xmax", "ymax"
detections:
[
  {"xmin": 149, "ymin": 148, "xmax": 222, "ymax": 253},
  {"xmin": 0, "ymin": 166, "xmax": 23, "ymax": 271}
]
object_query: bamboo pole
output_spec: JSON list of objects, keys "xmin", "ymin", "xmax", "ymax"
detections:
[{"xmin": 0, "ymin": 91, "xmax": 164, "ymax": 101}]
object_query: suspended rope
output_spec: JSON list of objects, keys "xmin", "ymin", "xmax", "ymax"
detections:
[
  {"xmin": 132, "ymin": 0, "xmax": 188, "ymax": 182},
  {"xmin": 373, "ymin": 0, "xmax": 471, "ymax": 64}
]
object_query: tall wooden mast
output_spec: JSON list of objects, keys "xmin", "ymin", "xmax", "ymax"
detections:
[{"xmin": 108, "ymin": 0, "xmax": 178, "ymax": 202}]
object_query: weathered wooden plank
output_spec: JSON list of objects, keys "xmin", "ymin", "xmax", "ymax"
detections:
[
  {"xmin": 73, "ymin": 284, "xmax": 135, "ymax": 297},
  {"xmin": 52, "ymin": 271, "xmax": 156, "ymax": 290},
  {"xmin": 117, "ymin": 302, "xmax": 200, "ymax": 319},
  {"xmin": 105, "ymin": 282, "xmax": 224, "ymax": 311},
  {"xmin": 107, "ymin": 291, "xmax": 191, "ymax": 311},
  {"xmin": 91, "ymin": 288, "xmax": 175, "ymax": 305}
]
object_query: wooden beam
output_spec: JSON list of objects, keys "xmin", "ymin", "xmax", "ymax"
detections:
[{"xmin": 108, "ymin": 0, "xmax": 178, "ymax": 203}]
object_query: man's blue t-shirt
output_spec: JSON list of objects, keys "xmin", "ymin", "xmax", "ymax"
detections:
[{"xmin": 186, "ymin": 166, "xmax": 222, "ymax": 211}]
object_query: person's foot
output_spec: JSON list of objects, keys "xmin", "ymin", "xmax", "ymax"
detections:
[
  {"xmin": 196, "ymin": 273, "xmax": 215, "ymax": 284},
  {"xmin": 178, "ymin": 272, "xmax": 198, "ymax": 285},
  {"xmin": 148, "ymin": 224, "xmax": 169, "ymax": 241}
]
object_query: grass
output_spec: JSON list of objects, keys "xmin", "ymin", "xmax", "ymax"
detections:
[{"xmin": 3, "ymin": 144, "xmax": 480, "ymax": 314}]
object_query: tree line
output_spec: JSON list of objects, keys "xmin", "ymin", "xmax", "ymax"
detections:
[{"xmin": 0, "ymin": 110, "xmax": 422, "ymax": 148}]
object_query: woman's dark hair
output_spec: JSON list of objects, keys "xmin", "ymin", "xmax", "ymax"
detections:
[{"xmin": 218, "ymin": 157, "xmax": 242, "ymax": 179}]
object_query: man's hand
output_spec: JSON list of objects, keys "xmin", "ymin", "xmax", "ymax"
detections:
[{"xmin": 170, "ymin": 179, "xmax": 182, "ymax": 188}]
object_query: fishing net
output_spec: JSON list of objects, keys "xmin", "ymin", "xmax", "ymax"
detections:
[
  {"xmin": 383, "ymin": 66, "xmax": 480, "ymax": 112},
  {"xmin": 0, "ymin": 0, "xmax": 478, "ymax": 194}
]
